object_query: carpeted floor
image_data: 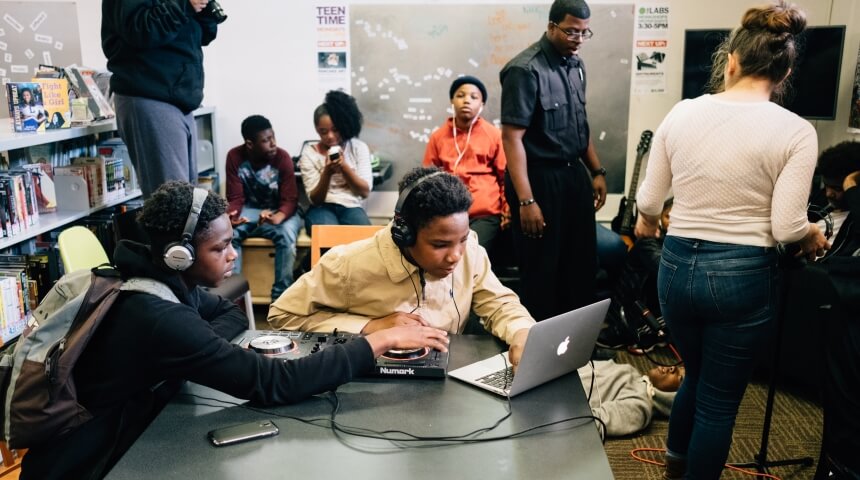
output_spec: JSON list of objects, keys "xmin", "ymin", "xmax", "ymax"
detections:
[{"xmin": 602, "ymin": 349, "xmax": 823, "ymax": 480}]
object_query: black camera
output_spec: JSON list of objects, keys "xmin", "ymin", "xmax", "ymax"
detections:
[{"xmin": 200, "ymin": 0, "xmax": 227, "ymax": 24}]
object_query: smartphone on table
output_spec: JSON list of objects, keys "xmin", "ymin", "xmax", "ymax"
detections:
[{"xmin": 208, "ymin": 420, "xmax": 279, "ymax": 447}]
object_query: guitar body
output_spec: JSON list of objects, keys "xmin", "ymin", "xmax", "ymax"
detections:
[
  {"xmin": 610, "ymin": 197, "xmax": 627, "ymax": 234},
  {"xmin": 611, "ymin": 130, "xmax": 653, "ymax": 250}
]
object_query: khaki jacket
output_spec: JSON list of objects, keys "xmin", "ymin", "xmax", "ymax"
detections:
[{"xmin": 268, "ymin": 224, "xmax": 535, "ymax": 345}]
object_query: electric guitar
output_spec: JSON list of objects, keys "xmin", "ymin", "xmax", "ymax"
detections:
[{"xmin": 610, "ymin": 130, "xmax": 653, "ymax": 249}]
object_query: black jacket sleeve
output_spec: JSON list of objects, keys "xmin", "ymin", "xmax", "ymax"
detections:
[
  {"xmin": 195, "ymin": 13, "xmax": 219, "ymax": 46},
  {"xmin": 147, "ymin": 299, "xmax": 375, "ymax": 405},
  {"xmin": 193, "ymin": 287, "xmax": 247, "ymax": 340},
  {"xmin": 112, "ymin": 0, "xmax": 193, "ymax": 49}
]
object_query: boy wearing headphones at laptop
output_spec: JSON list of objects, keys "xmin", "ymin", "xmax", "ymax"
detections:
[
  {"xmin": 21, "ymin": 181, "xmax": 447, "ymax": 480},
  {"xmin": 269, "ymin": 167, "xmax": 535, "ymax": 366}
]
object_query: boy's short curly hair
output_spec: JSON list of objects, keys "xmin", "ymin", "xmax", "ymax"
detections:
[
  {"xmin": 137, "ymin": 181, "xmax": 227, "ymax": 255},
  {"xmin": 313, "ymin": 90, "xmax": 363, "ymax": 141},
  {"xmin": 817, "ymin": 141, "xmax": 860, "ymax": 182},
  {"xmin": 397, "ymin": 167, "xmax": 472, "ymax": 232},
  {"xmin": 240, "ymin": 115, "xmax": 272, "ymax": 141}
]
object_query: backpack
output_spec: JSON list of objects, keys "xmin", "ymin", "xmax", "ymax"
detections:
[{"xmin": 0, "ymin": 266, "xmax": 179, "ymax": 449}]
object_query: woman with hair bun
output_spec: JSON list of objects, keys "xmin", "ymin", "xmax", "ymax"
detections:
[
  {"xmin": 300, "ymin": 90, "xmax": 373, "ymax": 231},
  {"xmin": 634, "ymin": 1, "xmax": 829, "ymax": 478}
]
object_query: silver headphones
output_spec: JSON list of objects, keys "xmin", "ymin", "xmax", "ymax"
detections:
[{"xmin": 163, "ymin": 187, "xmax": 209, "ymax": 271}]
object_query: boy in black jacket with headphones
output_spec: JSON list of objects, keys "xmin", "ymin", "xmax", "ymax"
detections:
[
  {"xmin": 270, "ymin": 167, "xmax": 535, "ymax": 366},
  {"xmin": 21, "ymin": 181, "xmax": 447, "ymax": 480}
]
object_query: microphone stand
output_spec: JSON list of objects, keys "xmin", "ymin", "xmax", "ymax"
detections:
[{"xmin": 729, "ymin": 254, "xmax": 814, "ymax": 474}]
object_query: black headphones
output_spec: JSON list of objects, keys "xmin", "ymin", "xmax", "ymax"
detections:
[
  {"xmin": 391, "ymin": 171, "xmax": 444, "ymax": 247},
  {"xmin": 163, "ymin": 187, "xmax": 209, "ymax": 271}
]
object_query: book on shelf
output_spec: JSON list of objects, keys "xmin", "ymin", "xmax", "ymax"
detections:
[
  {"xmin": 0, "ymin": 175, "xmax": 22, "ymax": 237},
  {"xmin": 27, "ymin": 251, "xmax": 58, "ymax": 305},
  {"xmin": 32, "ymin": 78, "xmax": 71, "ymax": 131},
  {"xmin": 0, "ymin": 257, "xmax": 28, "ymax": 342},
  {"xmin": 10, "ymin": 171, "xmax": 38, "ymax": 228},
  {"xmin": 70, "ymin": 98, "xmax": 90, "ymax": 127},
  {"xmin": 0, "ymin": 262, "xmax": 31, "ymax": 318},
  {"xmin": 34, "ymin": 64, "xmax": 64, "ymax": 79},
  {"xmin": 71, "ymin": 156, "xmax": 107, "ymax": 207},
  {"xmin": 0, "ymin": 251, "xmax": 63, "ymax": 343},
  {"xmin": 103, "ymin": 156, "xmax": 126, "ymax": 203},
  {"xmin": 5, "ymin": 82, "xmax": 48, "ymax": 133},
  {"xmin": 64, "ymin": 66, "xmax": 115, "ymax": 121},
  {"xmin": 0, "ymin": 171, "xmax": 41, "ymax": 237},
  {"xmin": 20, "ymin": 163, "xmax": 57, "ymax": 214}
]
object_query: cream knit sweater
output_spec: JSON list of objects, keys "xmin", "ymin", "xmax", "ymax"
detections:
[{"xmin": 637, "ymin": 94, "xmax": 818, "ymax": 247}]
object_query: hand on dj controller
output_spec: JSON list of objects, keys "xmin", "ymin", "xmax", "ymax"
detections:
[
  {"xmin": 365, "ymin": 326, "xmax": 449, "ymax": 357},
  {"xmin": 361, "ymin": 312, "xmax": 428, "ymax": 334}
]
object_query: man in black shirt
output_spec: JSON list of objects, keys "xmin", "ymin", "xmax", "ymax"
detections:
[{"xmin": 500, "ymin": 0, "xmax": 606, "ymax": 321}]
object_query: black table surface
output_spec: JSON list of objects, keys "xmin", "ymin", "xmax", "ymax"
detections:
[{"xmin": 107, "ymin": 334, "xmax": 613, "ymax": 479}]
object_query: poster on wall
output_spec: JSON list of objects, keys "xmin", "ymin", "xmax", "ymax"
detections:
[
  {"xmin": 315, "ymin": 4, "xmax": 350, "ymax": 97},
  {"xmin": 849, "ymin": 44, "xmax": 860, "ymax": 132},
  {"xmin": 632, "ymin": 3, "xmax": 669, "ymax": 94}
]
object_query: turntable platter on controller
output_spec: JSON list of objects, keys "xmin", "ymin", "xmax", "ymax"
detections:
[{"xmin": 248, "ymin": 335, "xmax": 295, "ymax": 355}]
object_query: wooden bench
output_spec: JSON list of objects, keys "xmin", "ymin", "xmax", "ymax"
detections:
[{"xmin": 241, "ymin": 229, "xmax": 311, "ymax": 305}]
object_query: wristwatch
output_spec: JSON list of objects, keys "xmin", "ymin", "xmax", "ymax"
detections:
[{"xmin": 591, "ymin": 167, "xmax": 607, "ymax": 177}]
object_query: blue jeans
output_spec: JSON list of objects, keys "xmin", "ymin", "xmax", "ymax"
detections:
[
  {"xmin": 304, "ymin": 203, "xmax": 371, "ymax": 233},
  {"xmin": 596, "ymin": 223, "xmax": 628, "ymax": 276},
  {"xmin": 659, "ymin": 236, "xmax": 778, "ymax": 479},
  {"xmin": 232, "ymin": 209, "xmax": 303, "ymax": 301}
]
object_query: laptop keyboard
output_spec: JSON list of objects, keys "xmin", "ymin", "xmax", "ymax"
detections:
[{"xmin": 477, "ymin": 366, "xmax": 513, "ymax": 390}]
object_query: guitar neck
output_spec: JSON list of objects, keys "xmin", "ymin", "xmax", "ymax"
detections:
[
  {"xmin": 627, "ymin": 151, "xmax": 645, "ymax": 202},
  {"xmin": 620, "ymin": 151, "xmax": 646, "ymax": 233}
]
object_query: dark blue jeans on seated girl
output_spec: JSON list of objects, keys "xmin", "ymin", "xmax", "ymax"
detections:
[
  {"xmin": 304, "ymin": 203, "xmax": 371, "ymax": 233},
  {"xmin": 659, "ymin": 236, "xmax": 778, "ymax": 479}
]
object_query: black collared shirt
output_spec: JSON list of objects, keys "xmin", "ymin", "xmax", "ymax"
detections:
[{"xmin": 500, "ymin": 34, "xmax": 590, "ymax": 164}]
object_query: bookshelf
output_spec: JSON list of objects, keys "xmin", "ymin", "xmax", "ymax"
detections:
[
  {"xmin": 0, "ymin": 189, "xmax": 141, "ymax": 251},
  {"xmin": 0, "ymin": 106, "xmax": 215, "ymax": 152},
  {"xmin": 0, "ymin": 107, "xmax": 217, "ymax": 251},
  {"xmin": 0, "ymin": 107, "xmax": 218, "ymax": 345}
]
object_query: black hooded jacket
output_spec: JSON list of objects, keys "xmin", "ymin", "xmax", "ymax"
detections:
[
  {"xmin": 820, "ymin": 186, "xmax": 860, "ymax": 261},
  {"xmin": 21, "ymin": 241, "xmax": 373, "ymax": 479},
  {"xmin": 101, "ymin": 0, "xmax": 217, "ymax": 113}
]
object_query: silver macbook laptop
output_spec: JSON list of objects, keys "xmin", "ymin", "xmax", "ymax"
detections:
[{"xmin": 448, "ymin": 299, "xmax": 609, "ymax": 397}]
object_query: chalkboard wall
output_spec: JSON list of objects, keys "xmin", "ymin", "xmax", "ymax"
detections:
[{"xmin": 350, "ymin": 3, "xmax": 633, "ymax": 193}]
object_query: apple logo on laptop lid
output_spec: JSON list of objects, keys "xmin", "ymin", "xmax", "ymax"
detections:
[{"xmin": 557, "ymin": 336, "xmax": 570, "ymax": 356}]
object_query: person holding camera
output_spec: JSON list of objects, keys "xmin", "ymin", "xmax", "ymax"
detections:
[
  {"xmin": 299, "ymin": 90, "xmax": 373, "ymax": 232},
  {"xmin": 102, "ymin": 0, "xmax": 226, "ymax": 198}
]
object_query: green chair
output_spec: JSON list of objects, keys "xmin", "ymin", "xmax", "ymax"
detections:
[{"xmin": 57, "ymin": 226, "xmax": 110, "ymax": 273}]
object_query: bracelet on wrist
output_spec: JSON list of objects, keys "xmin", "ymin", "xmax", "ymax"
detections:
[{"xmin": 519, "ymin": 198, "xmax": 536, "ymax": 207}]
